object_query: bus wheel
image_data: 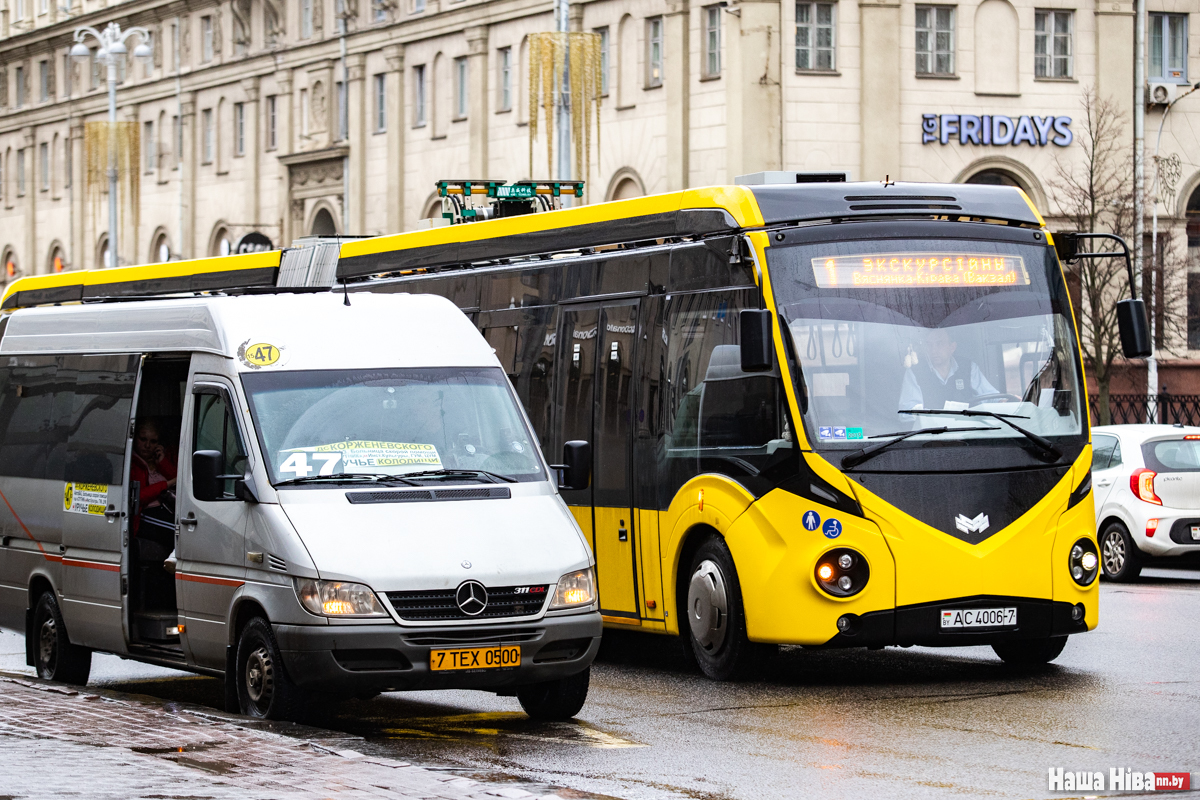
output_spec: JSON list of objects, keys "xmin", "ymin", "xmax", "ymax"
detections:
[
  {"xmin": 991, "ymin": 636, "xmax": 1068, "ymax": 666},
  {"xmin": 235, "ymin": 617, "xmax": 304, "ymax": 721},
  {"xmin": 685, "ymin": 537, "xmax": 769, "ymax": 681},
  {"xmin": 517, "ymin": 667, "xmax": 590, "ymax": 720},
  {"xmin": 32, "ymin": 591, "xmax": 92, "ymax": 685},
  {"xmin": 1100, "ymin": 522, "xmax": 1142, "ymax": 582}
]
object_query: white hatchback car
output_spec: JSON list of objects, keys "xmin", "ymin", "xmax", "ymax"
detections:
[{"xmin": 1092, "ymin": 424, "xmax": 1200, "ymax": 581}]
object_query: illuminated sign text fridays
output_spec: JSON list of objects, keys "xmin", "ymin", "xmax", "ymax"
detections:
[
  {"xmin": 921, "ymin": 114, "xmax": 1073, "ymax": 146},
  {"xmin": 811, "ymin": 253, "xmax": 1030, "ymax": 288}
]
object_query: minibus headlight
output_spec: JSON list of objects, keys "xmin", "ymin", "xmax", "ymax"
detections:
[
  {"xmin": 295, "ymin": 579, "xmax": 389, "ymax": 617},
  {"xmin": 1068, "ymin": 538, "xmax": 1099, "ymax": 587},
  {"xmin": 550, "ymin": 568, "xmax": 596, "ymax": 609}
]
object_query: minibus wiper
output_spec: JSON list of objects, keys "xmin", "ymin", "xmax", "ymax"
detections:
[
  {"xmin": 841, "ymin": 426, "xmax": 999, "ymax": 469},
  {"xmin": 898, "ymin": 408, "xmax": 1063, "ymax": 461},
  {"xmin": 274, "ymin": 473, "xmax": 420, "ymax": 487},
  {"xmin": 400, "ymin": 468, "xmax": 518, "ymax": 484}
]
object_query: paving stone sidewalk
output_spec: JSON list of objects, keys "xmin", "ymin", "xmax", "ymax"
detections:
[{"xmin": 0, "ymin": 675, "xmax": 576, "ymax": 800}]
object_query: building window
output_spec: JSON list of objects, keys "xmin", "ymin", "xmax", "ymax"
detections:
[
  {"xmin": 796, "ymin": 2, "xmax": 835, "ymax": 71},
  {"xmin": 702, "ymin": 6, "xmax": 722, "ymax": 78},
  {"xmin": 454, "ymin": 56, "xmax": 468, "ymax": 119},
  {"xmin": 202, "ymin": 16, "xmax": 214, "ymax": 62},
  {"xmin": 90, "ymin": 50, "xmax": 100, "ymax": 90},
  {"xmin": 301, "ymin": 0, "xmax": 314, "ymax": 39},
  {"xmin": 1150, "ymin": 13, "xmax": 1188, "ymax": 82},
  {"xmin": 300, "ymin": 88, "xmax": 310, "ymax": 137},
  {"xmin": 267, "ymin": 95, "xmax": 278, "ymax": 149},
  {"xmin": 234, "ymin": 102, "xmax": 245, "ymax": 156},
  {"xmin": 17, "ymin": 150, "xmax": 26, "ymax": 196},
  {"xmin": 64, "ymin": 137, "xmax": 72, "ymax": 188},
  {"xmin": 202, "ymin": 108, "xmax": 214, "ymax": 163},
  {"xmin": 14, "ymin": 0, "xmax": 25, "ymax": 20},
  {"xmin": 38, "ymin": 0, "xmax": 46, "ymax": 14},
  {"xmin": 39, "ymin": 60, "xmax": 49, "ymax": 102},
  {"xmin": 336, "ymin": 81, "xmax": 347, "ymax": 139},
  {"xmin": 497, "ymin": 47, "xmax": 512, "ymax": 111},
  {"xmin": 414, "ymin": 64, "xmax": 427, "ymax": 126},
  {"xmin": 39, "ymin": 142, "xmax": 48, "ymax": 191},
  {"xmin": 144, "ymin": 120, "xmax": 156, "ymax": 172},
  {"xmin": 62, "ymin": 53, "xmax": 72, "ymax": 98},
  {"xmin": 596, "ymin": 27, "xmax": 610, "ymax": 95},
  {"xmin": 374, "ymin": 73, "xmax": 387, "ymax": 131},
  {"xmin": 373, "ymin": 0, "xmax": 387, "ymax": 22},
  {"xmin": 646, "ymin": 17, "xmax": 663, "ymax": 88},
  {"xmin": 1034, "ymin": 10, "xmax": 1072, "ymax": 79},
  {"xmin": 915, "ymin": 5, "xmax": 955, "ymax": 76},
  {"xmin": 411, "ymin": 0, "xmax": 425, "ymax": 12},
  {"xmin": 172, "ymin": 115, "xmax": 182, "ymax": 168},
  {"xmin": 15, "ymin": 66, "xmax": 25, "ymax": 108}
]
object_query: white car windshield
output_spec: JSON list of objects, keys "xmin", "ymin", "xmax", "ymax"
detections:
[{"xmin": 242, "ymin": 367, "xmax": 544, "ymax": 484}]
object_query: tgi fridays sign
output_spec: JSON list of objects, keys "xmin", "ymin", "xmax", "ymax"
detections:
[{"xmin": 922, "ymin": 113, "xmax": 1073, "ymax": 147}]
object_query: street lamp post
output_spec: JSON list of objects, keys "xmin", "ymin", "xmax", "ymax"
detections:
[{"xmin": 70, "ymin": 22, "xmax": 153, "ymax": 269}]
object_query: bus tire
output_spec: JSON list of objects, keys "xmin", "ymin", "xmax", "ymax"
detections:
[
  {"xmin": 684, "ymin": 536, "xmax": 767, "ymax": 681},
  {"xmin": 32, "ymin": 591, "xmax": 92, "ymax": 685},
  {"xmin": 517, "ymin": 667, "xmax": 589, "ymax": 720},
  {"xmin": 1100, "ymin": 521, "xmax": 1142, "ymax": 582},
  {"xmin": 235, "ymin": 617, "xmax": 304, "ymax": 721},
  {"xmin": 991, "ymin": 636, "xmax": 1068, "ymax": 666}
]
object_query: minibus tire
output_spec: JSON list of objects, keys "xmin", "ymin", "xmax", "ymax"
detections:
[
  {"xmin": 235, "ymin": 617, "xmax": 304, "ymax": 721},
  {"xmin": 1099, "ymin": 522, "xmax": 1142, "ymax": 582},
  {"xmin": 32, "ymin": 591, "xmax": 92, "ymax": 685},
  {"xmin": 517, "ymin": 667, "xmax": 590, "ymax": 720},
  {"xmin": 991, "ymin": 636, "xmax": 1068, "ymax": 666},
  {"xmin": 684, "ymin": 537, "xmax": 767, "ymax": 681}
]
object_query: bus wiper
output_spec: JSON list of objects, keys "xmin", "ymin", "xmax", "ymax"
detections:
[
  {"xmin": 400, "ymin": 468, "xmax": 518, "ymax": 484},
  {"xmin": 841, "ymin": 426, "xmax": 999, "ymax": 470},
  {"xmin": 274, "ymin": 473, "xmax": 420, "ymax": 487},
  {"xmin": 898, "ymin": 408, "xmax": 1063, "ymax": 461}
]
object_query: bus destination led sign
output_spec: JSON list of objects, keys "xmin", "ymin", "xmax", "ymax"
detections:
[{"xmin": 811, "ymin": 253, "xmax": 1030, "ymax": 288}]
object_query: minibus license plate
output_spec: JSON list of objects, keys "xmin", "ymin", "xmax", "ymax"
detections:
[
  {"xmin": 430, "ymin": 645, "xmax": 521, "ymax": 671},
  {"xmin": 940, "ymin": 607, "xmax": 1017, "ymax": 629}
]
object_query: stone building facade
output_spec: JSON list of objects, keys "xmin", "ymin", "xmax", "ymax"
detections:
[{"xmin": 1, "ymin": 0, "xmax": 1199, "ymax": 383}]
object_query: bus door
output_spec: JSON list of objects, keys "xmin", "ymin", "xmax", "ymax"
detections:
[{"xmin": 557, "ymin": 300, "xmax": 641, "ymax": 622}]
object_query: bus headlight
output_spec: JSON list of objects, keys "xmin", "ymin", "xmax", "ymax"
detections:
[
  {"xmin": 1069, "ymin": 538, "xmax": 1099, "ymax": 586},
  {"xmin": 550, "ymin": 568, "xmax": 596, "ymax": 609},
  {"xmin": 295, "ymin": 579, "xmax": 389, "ymax": 617},
  {"xmin": 815, "ymin": 548, "xmax": 870, "ymax": 598}
]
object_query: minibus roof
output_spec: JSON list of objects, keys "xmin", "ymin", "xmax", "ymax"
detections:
[{"xmin": 0, "ymin": 292, "xmax": 495, "ymax": 372}]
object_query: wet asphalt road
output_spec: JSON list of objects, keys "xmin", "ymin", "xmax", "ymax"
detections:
[{"xmin": 3, "ymin": 567, "xmax": 1199, "ymax": 800}]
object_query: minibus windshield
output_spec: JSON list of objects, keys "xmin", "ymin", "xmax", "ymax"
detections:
[
  {"xmin": 242, "ymin": 367, "xmax": 545, "ymax": 484},
  {"xmin": 766, "ymin": 234, "xmax": 1085, "ymax": 459}
]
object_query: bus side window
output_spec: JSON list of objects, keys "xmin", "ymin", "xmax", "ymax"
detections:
[
  {"xmin": 483, "ymin": 326, "xmax": 519, "ymax": 379},
  {"xmin": 193, "ymin": 391, "xmax": 248, "ymax": 498},
  {"xmin": 65, "ymin": 355, "xmax": 139, "ymax": 485},
  {"xmin": 512, "ymin": 306, "xmax": 557, "ymax": 456},
  {"xmin": 0, "ymin": 356, "xmax": 67, "ymax": 481}
]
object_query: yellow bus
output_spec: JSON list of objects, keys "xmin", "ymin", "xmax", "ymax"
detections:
[{"xmin": 328, "ymin": 177, "xmax": 1119, "ymax": 678}]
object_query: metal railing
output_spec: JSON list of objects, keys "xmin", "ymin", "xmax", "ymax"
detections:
[{"xmin": 1090, "ymin": 393, "xmax": 1200, "ymax": 426}]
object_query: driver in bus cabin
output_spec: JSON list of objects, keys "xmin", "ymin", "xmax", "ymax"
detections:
[{"xmin": 899, "ymin": 328, "xmax": 997, "ymax": 411}]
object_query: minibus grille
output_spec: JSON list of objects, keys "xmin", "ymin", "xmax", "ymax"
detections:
[
  {"xmin": 387, "ymin": 585, "xmax": 550, "ymax": 621},
  {"xmin": 346, "ymin": 487, "xmax": 511, "ymax": 504}
]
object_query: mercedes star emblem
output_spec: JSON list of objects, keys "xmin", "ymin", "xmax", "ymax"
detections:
[
  {"xmin": 456, "ymin": 580, "xmax": 488, "ymax": 616},
  {"xmin": 461, "ymin": 560, "xmax": 472, "ymax": 569}
]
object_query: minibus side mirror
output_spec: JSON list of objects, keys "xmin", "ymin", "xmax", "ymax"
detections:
[
  {"xmin": 551, "ymin": 441, "xmax": 592, "ymax": 491},
  {"xmin": 739, "ymin": 309, "xmax": 774, "ymax": 372},
  {"xmin": 192, "ymin": 450, "xmax": 223, "ymax": 502},
  {"xmin": 1117, "ymin": 298, "xmax": 1152, "ymax": 358}
]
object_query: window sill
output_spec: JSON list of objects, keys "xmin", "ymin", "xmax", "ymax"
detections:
[
  {"xmin": 916, "ymin": 73, "xmax": 959, "ymax": 80},
  {"xmin": 1149, "ymin": 77, "xmax": 1191, "ymax": 85},
  {"xmin": 517, "ymin": 120, "xmax": 528, "ymax": 127},
  {"xmin": 452, "ymin": 115, "xmax": 467, "ymax": 123},
  {"xmin": 216, "ymin": 169, "xmax": 229, "ymax": 176},
  {"xmin": 373, "ymin": 128, "xmax": 386, "ymax": 135},
  {"xmin": 431, "ymin": 134, "xmax": 447, "ymax": 140},
  {"xmin": 412, "ymin": 122, "xmax": 427, "ymax": 129},
  {"xmin": 495, "ymin": 107, "xmax": 512, "ymax": 114},
  {"xmin": 644, "ymin": 83, "xmax": 663, "ymax": 91},
  {"xmin": 795, "ymin": 68, "xmax": 841, "ymax": 76},
  {"xmin": 974, "ymin": 90, "xmax": 1022, "ymax": 96},
  {"xmin": 1033, "ymin": 76, "xmax": 1077, "ymax": 83},
  {"xmin": 616, "ymin": 103, "xmax": 636, "ymax": 111},
  {"xmin": 700, "ymin": 73, "xmax": 721, "ymax": 82}
]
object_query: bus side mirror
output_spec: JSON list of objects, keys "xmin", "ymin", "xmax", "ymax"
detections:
[
  {"xmin": 553, "ymin": 441, "xmax": 591, "ymax": 491},
  {"xmin": 740, "ymin": 309, "xmax": 774, "ymax": 372},
  {"xmin": 1117, "ymin": 298, "xmax": 1152, "ymax": 358},
  {"xmin": 192, "ymin": 450, "xmax": 223, "ymax": 502},
  {"xmin": 1053, "ymin": 231, "xmax": 1079, "ymax": 263}
]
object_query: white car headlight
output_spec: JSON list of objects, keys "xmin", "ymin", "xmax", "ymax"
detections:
[
  {"xmin": 295, "ymin": 578, "xmax": 388, "ymax": 617},
  {"xmin": 549, "ymin": 568, "xmax": 596, "ymax": 609}
]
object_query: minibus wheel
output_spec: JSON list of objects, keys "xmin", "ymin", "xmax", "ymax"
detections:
[
  {"xmin": 684, "ymin": 536, "xmax": 771, "ymax": 681},
  {"xmin": 991, "ymin": 636, "xmax": 1068, "ymax": 666},
  {"xmin": 517, "ymin": 666, "xmax": 590, "ymax": 720},
  {"xmin": 1099, "ymin": 522, "xmax": 1142, "ymax": 582},
  {"xmin": 235, "ymin": 617, "xmax": 303, "ymax": 721},
  {"xmin": 31, "ymin": 591, "xmax": 91, "ymax": 685}
]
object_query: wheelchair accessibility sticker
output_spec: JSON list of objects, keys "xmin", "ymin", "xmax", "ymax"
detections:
[
  {"xmin": 823, "ymin": 518, "xmax": 843, "ymax": 539},
  {"xmin": 803, "ymin": 510, "xmax": 821, "ymax": 531}
]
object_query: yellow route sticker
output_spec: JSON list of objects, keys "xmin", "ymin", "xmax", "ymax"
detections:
[
  {"xmin": 64, "ymin": 482, "xmax": 109, "ymax": 516},
  {"xmin": 238, "ymin": 340, "xmax": 283, "ymax": 368}
]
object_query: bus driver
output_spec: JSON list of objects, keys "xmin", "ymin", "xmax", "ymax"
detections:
[{"xmin": 899, "ymin": 328, "xmax": 997, "ymax": 411}]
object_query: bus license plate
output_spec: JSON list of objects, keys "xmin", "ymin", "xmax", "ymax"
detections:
[
  {"xmin": 940, "ymin": 607, "xmax": 1017, "ymax": 629},
  {"xmin": 430, "ymin": 645, "xmax": 521, "ymax": 672}
]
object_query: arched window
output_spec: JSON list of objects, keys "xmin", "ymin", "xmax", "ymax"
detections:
[
  {"xmin": 965, "ymin": 168, "xmax": 1024, "ymax": 189},
  {"xmin": 151, "ymin": 230, "xmax": 172, "ymax": 263},
  {"xmin": 47, "ymin": 244, "xmax": 66, "ymax": 273},
  {"xmin": 2, "ymin": 248, "xmax": 18, "ymax": 283},
  {"xmin": 606, "ymin": 168, "xmax": 646, "ymax": 201},
  {"xmin": 211, "ymin": 227, "xmax": 233, "ymax": 256},
  {"xmin": 421, "ymin": 195, "xmax": 443, "ymax": 220},
  {"xmin": 1187, "ymin": 184, "xmax": 1200, "ymax": 250},
  {"xmin": 97, "ymin": 235, "xmax": 112, "ymax": 269},
  {"xmin": 310, "ymin": 207, "xmax": 337, "ymax": 236}
]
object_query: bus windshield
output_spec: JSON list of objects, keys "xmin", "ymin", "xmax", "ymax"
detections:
[
  {"xmin": 766, "ymin": 233, "xmax": 1085, "ymax": 459},
  {"xmin": 241, "ymin": 367, "xmax": 545, "ymax": 484}
]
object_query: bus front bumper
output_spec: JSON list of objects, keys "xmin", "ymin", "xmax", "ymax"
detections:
[
  {"xmin": 815, "ymin": 594, "xmax": 1091, "ymax": 649},
  {"xmin": 274, "ymin": 611, "xmax": 602, "ymax": 694}
]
